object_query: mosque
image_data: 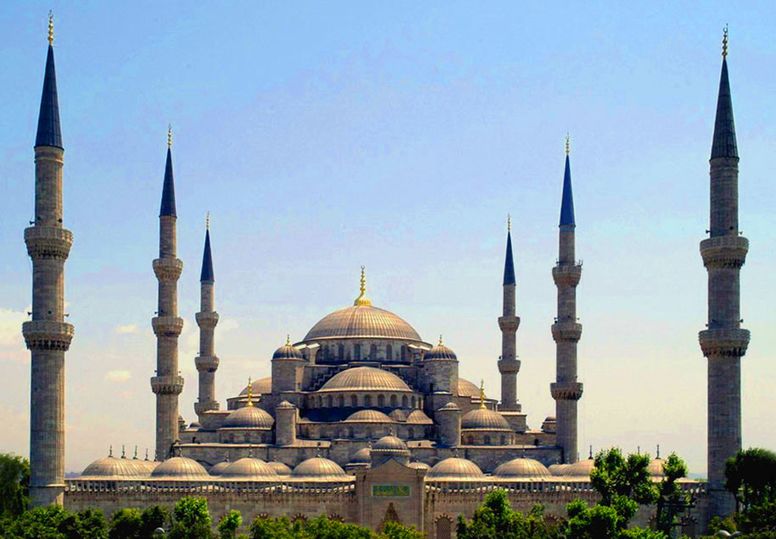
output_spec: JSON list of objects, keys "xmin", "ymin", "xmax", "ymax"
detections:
[{"xmin": 21, "ymin": 16, "xmax": 747, "ymax": 537}]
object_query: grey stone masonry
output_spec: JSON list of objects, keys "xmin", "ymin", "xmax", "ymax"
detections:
[
  {"xmin": 151, "ymin": 211, "xmax": 184, "ymax": 459},
  {"xmin": 499, "ymin": 284, "xmax": 521, "ymax": 411},
  {"xmin": 551, "ymin": 224, "xmax": 583, "ymax": 464},
  {"xmin": 24, "ymin": 143, "xmax": 74, "ymax": 507},
  {"xmin": 195, "ymin": 280, "xmax": 219, "ymax": 418}
]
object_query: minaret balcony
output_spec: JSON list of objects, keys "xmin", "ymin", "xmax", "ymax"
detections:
[
  {"xmin": 194, "ymin": 400, "xmax": 220, "ymax": 415},
  {"xmin": 152, "ymin": 316, "xmax": 184, "ymax": 337},
  {"xmin": 22, "ymin": 320, "xmax": 74, "ymax": 351},
  {"xmin": 24, "ymin": 226, "xmax": 72, "ymax": 260},
  {"xmin": 552, "ymin": 264, "xmax": 582, "ymax": 287},
  {"xmin": 195, "ymin": 355, "xmax": 219, "ymax": 372},
  {"xmin": 498, "ymin": 358, "xmax": 521, "ymax": 374},
  {"xmin": 699, "ymin": 328, "xmax": 750, "ymax": 358},
  {"xmin": 551, "ymin": 321, "xmax": 582, "ymax": 342},
  {"xmin": 700, "ymin": 236, "xmax": 748, "ymax": 269},
  {"xmin": 152, "ymin": 258, "xmax": 183, "ymax": 281},
  {"xmin": 498, "ymin": 315, "xmax": 520, "ymax": 332},
  {"xmin": 150, "ymin": 375, "xmax": 184, "ymax": 395},
  {"xmin": 195, "ymin": 311, "xmax": 219, "ymax": 328},
  {"xmin": 550, "ymin": 381, "xmax": 583, "ymax": 401}
]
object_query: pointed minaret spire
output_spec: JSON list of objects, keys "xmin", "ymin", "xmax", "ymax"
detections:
[
  {"xmin": 560, "ymin": 136, "xmax": 575, "ymax": 227},
  {"xmin": 160, "ymin": 126, "xmax": 177, "ymax": 217},
  {"xmin": 503, "ymin": 215, "xmax": 516, "ymax": 286},
  {"xmin": 200, "ymin": 215, "xmax": 214, "ymax": 282},
  {"xmin": 35, "ymin": 12, "xmax": 62, "ymax": 149},
  {"xmin": 711, "ymin": 26, "xmax": 738, "ymax": 160},
  {"xmin": 498, "ymin": 215, "xmax": 522, "ymax": 413},
  {"xmin": 195, "ymin": 215, "xmax": 220, "ymax": 418}
]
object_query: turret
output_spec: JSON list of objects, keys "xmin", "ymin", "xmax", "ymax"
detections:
[
  {"xmin": 550, "ymin": 136, "xmax": 583, "ymax": 464},
  {"xmin": 23, "ymin": 14, "xmax": 74, "ymax": 506},
  {"xmin": 150, "ymin": 127, "xmax": 184, "ymax": 460},
  {"xmin": 424, "ymin": 336, "xmax": 458, "ymax": 395},
  {"xmin": 435, "ymin": 402, "xmax": 461, "ymax": 448},
  {"xmin": 271, "ymin": 336, "xmax": 305, "ymax": 394},
  {"xmin": 194, "ymin": 216, "xmax": 220, "ymax": 418},
  {"xmin": 498, "ymin": 216, "xmax": 521, "ymax": 411},
  {"xmin": 275, "ymin": 400, "xmax": 297, "ymax": 446},
  {"xmin": 699, "ymin": 27, "xmax": 749, "ymax": 517}
]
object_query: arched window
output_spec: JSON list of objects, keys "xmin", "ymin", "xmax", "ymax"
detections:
[
  {"xmin": 390, "ymin": 395, "xmax": 398, "ymax": 407},
  {"xmin": 411, "ymin": 396, "xmax": 416, "ymax": 408},
  {"xmin": 338, "ymin": 343, "xmax": 345, "ymax": 359},
  {"xmin": 436, "ymin": 516, "xmax": 452, "ymax": 539},
  {"xmin": 378, "ymin": 394, "xmax": 385, "ymax": 407},
  {"xmin": 353, "ymin": 343, "xmax": 361, "ymax": 359},
  {"xmin": 337, "ymin": 395, "xmax": 344, "ymax": 407},
  {"xmin": 326, "ymin": 395, "xmax": 333, "ymax": 407},
  {"xmin": 401, "ymin": 346, "xmax": 408, "ymax": 361},
  {"xmin": 370, "ymin": 343, "xmax": 377, "ymax": 360},
  {"xmin": 500, "ymin": 435, "xmax": 506, "ymax": 445},
  {"xmin": 350, "ymin": 395, "xmax": 358, "ymax": 407},
  {"xmin": 402, "ymin": 395, "xmax": 408, "ymax": 408},
  {"xmin": 364, "ymin": 395, "xmax": 372, "ymax": 407},
  {"xmin": 386, "ymin": 344, "xmax": 393, "ymax": 360},
  {"xmin": 408, "ymin": 428, "xmax": 415, "ymax": 439},
  {"xmin": 484, "ymin": 435, "xmax": 491, "ymax": 445}
]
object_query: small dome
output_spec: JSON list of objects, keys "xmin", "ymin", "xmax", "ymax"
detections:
[
  {"xmin": 349, "ymin": 447, "xmax": 372, "ymax": 465},
  {"xmin": 209, "ymin": 461, "xmax": 231, "ymax": 476},
  {"xmin": 292, "ymin": 457, "xmax": 347, "ymax": 479},
  {"xmin": 222, "ymin": 405, "xmax": 274, "ymax": 429},
  {"xmin": 273, "ymin": 342, "xmax": 303, "ymax": 360},
  {"xmin": 648, "ymin": 458, "xmax": 665, "ymax": 477},
  {"xmin": 548, "ymin": 464, "xmax": 570, "ymax": 476},
  {"xmin": 221, "ymin": 457, "xmax": 277, "ymax": 478},
  {"xmin": 276, "ymin": 400, "xmax": 295, "ymax": 410},
  {"xmin": 345, "ymin": 409, "xmax": 394, "ymax": 423},
  {"xmin": 373, "ymin": 435, "xmax": 408, "ymax": 451},
  {"xmin": 407, "ymin": 461, "xmax": 430, "ymax": 470},
  {"xmin": 137, "ymin": 459, "xmax": 159, "ymax": 474},
  {"xmin": 457, "ymin": 378, "xmax": 481, "ymax": 398},
  {"xmin": 437, "ymin": 402, "xmax": 461, "ymax": 412},
  {"xmin": 319, "ymin": 366, "xmax": 411, "ymax": 393},
  {"xmin": 239, "ymin": 377, "xmax": 272, "ymax": 396},
  {"xmin": 461, "ymin": 408, "xmax": 511, "ymax": 431},
  {"xmin": 151, "ymin": 456, "xmax": 208, "ymax": 478},
  {"xmin": 267, "ymin": 461, "xmax": 292, "ymax": 476},
  {"xmin": 555, "ymin": 458, "xmax": 595, "ymax": 477},
  {"xmin": 494, "ymin": 458, "xmax": 551, "ymax": 478},
  {"xmin": 427, "ymin": 457, "xmax": 484, "ymax": 479},
  {"xmin": 424, "ymin": 340, "xmax": 457, "ymax": 360},
  {"xmin": 81, "ymin": 455, "xmax": 144, "ymax": 478},
  {"xmin": 406, "ymin": 410, "xmax": 433, "ymax": 425},
  {"xmin": 389, "ymin": 409, "xmax": 407, "ymax": 422}
]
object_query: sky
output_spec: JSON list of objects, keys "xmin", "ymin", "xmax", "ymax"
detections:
[{"xmin": 0, "ymin": 1, "xmax": 774, "ymax": 475}]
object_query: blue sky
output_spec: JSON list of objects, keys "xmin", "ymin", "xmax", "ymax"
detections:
[{"xmin": 0, "ymin": 1, "xmax": 774, "ymax": 473}]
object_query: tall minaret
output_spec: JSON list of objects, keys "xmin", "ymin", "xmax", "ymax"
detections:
[
  {"xmin": 23, "ymin": 14, "xmax": 74, "ymax": 507},
  {"xmin": 550, "ymin": 136, "xmax": 583, "ymax": 464},
  {"xmin": 498, "ymin": 216, "xmax": 521, "ymax": 411},
  {"xmin": 699, "ymin": 28, "xmax": 749, "ymax": 518},
  {"xmin": 150, "ymin": 127, "xmax": 184, "ymax": 460},
  {"xmin": 194, "ymin": 215, "xmax": 220, "ymax": 418}
]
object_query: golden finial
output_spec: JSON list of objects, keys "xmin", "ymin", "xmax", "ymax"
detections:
[
  {"xmin": 246, "ymin": 377, "xmax": 254, "ymax": 407},
  {"xmin": 167, "ymin": 124, "xmax": 173, "ymax": 148},
  {"xmin": 205, "ymin": 212, "xmax": 210, "ymax": 230},
  {"xmin": 565, "ymin": 133, "xmax": 571, "ymax": 156},
  {"xmin": 133, "ymin": 446, "xmax": 138, "ymax": 459},
  {"xmin": 722, "ymin": 24, "xmax": 729, "ymax": 59},
  {"xmin": 286, "ymin": 334, "xmax": 291, "ymax": 346},
  {"xmin": 47, "ymin": 11, "xmax": 54, "ymax": 45},
  {"xmin": 121, "ymin": 445, "xmax": 126, "ymax": 458},
  {"xmin": 109, "ymin": 445, "xmax": 113, "ymax": 457},
  {"xmin": 438, "ymin": 334, "xmax": 444, "ymax": 346},
  {"xmin": 507, "ymin": 214, "xmax": 511, "ymax": 233},
  {"xmin": 479, "ymin": 379, "xmax": 486, "ymax": 409},
  {"xmin": 354, "ymin": 266, "xmax": 372, "ymax": 306}
]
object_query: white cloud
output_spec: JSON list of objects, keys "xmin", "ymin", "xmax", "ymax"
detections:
[
  {"xmin": 115, "ymin": 324, "xmax": 138, "ymax": 334},
  {"xmin": 0, "ymin": 308, "xmax": 27, "ymax": 347},
  {"xmin": 105, "ymin": 370, "xmax": 132, "ymax": 383}
]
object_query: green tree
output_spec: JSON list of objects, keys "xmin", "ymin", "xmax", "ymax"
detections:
[
  {"xmin": 565, "ymin": 499, "xmax": 619, "ymax": 539},
  {"xmin": 59, "ymin": 508, "xmax": 109, "ymax": 539},
  {"xmin": 303, "ymin": 514, "xmax": 374, "ymax": 538},
  {"xmin": 654, "ymin": 453, "xmax": 690, "ymax": 535},
  {"xmin": 456, "ymin": 489, "xmax": 562, "ymax": 539},
  {"xmin": 140, "ymin": 505, "xmax": 170, "ymax": 538},
  {"xmin": 169, "ymin": 497, "xmax": 212, "ymax": 539},
  {"xmin": 378, "ymin": 521, "xmax": 424, "ymax": 539},
  {"xmin": 736, "ymin": 499, "xmax": 776, "ymax": 534},
  {"xmin": 725, "ymin": 447, "xmax": 776, "ymax": 512},
  {"xmin": 248, "ymin": 516, "xmax": 296, "ymax": 539},
  {"xmin": 217, "ymin": 509, "xmax": 243, "ymax": 539},
  {"xmin": 0, "ymin": 453, "xmax": 30, "ymax": 517},
  {"xmin": 110, "ymin": 508, "xmax": 143, "ymax": 539}
]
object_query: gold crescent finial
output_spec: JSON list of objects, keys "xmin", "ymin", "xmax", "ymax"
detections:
[
  {"xmin": 479, "ymin": 379, "xmax": 486, "ymax": 409},
  {"xmin": 354, "ymin": 266, "xmax": 372, "ymax": 306},
  {"xmin": 507, "ymin": 214, "xmax": 511, "ymax": 233},
  {"xmin": 109, "ymin": 445, "xmax": 113, "ymax": 457},
  {"xmin": 246, "ymin": 377, "xmax": 254, "ymax": 407},
  {"xmin": 438, "ymin": 334, "xmax": 443, "ymax": 346},
  {"xmin": 48, "ymin": 11, "xmax": 54, "ymax": 45},
  {"xmin": 286, "ymin": 334, "xmax": 291, "ymax": 346},
  {"xmin": 722, "ymin": 24, "xmax": 729, "ymax": 59},
  {"xmin": 167, "ymin": 124, "xmax": 173, "ymax": 148},
  {"xmin": 565, "ymin": 133, "xmax": 571, "ymax": 156}
]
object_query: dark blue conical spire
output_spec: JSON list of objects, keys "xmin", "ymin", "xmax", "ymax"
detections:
[
  {"xmin": 200, "ymin": 227, "xmax": 214, "ymax": 282},
  {"xmin": 159, "ymin": 147, "xmax": 177, "ymax": 217},
  {"xmin": 35, "ymin": 44, "xmax": 62, "ymax": 149},
  {"xmin": 503, "ymin": 224, "xmax": 516, "ymax": 286},
  {"xmin": 559, "ymin": 154, "xmax": 575, "ymax": 227},
  {"xmin": 711, "ymin": 57, "xmax": 738, "ymax": 159}
]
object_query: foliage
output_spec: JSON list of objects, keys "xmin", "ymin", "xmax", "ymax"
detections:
[
  {"xmin": 249, "ymin": 516, "xmax": 297, "ymax": 539},
  {"xmin": 0, "ymin": 453, "xmax": 30, "ymax": 517},
  {"xmin": 140, "ymin": 505, "xmax": 170, "ymax": 538},
  {"xmin": 736, "ymin": 499, "xmax": 776, "ymax": 534},
  {"xmin": 456, "ymin": 489, "xmax": 563, "ymax": 539},
  {"xmin": 0, "ymin": 505, "xmax": 108, "ymax": 539},
  {"xmin": 706, "ymin": 514, "xmax": 737, "ymax": 535},
  {"xmin": 725, "ymin": 447, "xmax": 776, "ymax": 512},
  {"xmin": 217, "ymin": 509, "xmax": 243, "ymax": 539},
  {"xmin": 379, "ymin": 521, "xmax": 423, "ymax": 539},
  {"xmin": 169, "ymin": 497, "xmax": 213, "ymax": 539},
  {"xmin": 248, "ymin": 514, "xmax": 423, "ymax": 539},
  {"xmin": 565, "ymin": 499, "xmax": 619, "ymax": 539},
  {"xmin": 654, "ymin": 453, "xmax": 691, "ymax": 535},
  {"xmin": 109, "ymin": 508, "xmax": 143, "ymax": 539}
]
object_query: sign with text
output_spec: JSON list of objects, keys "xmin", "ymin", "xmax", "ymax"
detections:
[{"xmin": 372, "ymin": 484, "xmax": 411, "ymax": 497}]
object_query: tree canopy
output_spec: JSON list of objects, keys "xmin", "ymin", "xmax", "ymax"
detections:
[{"xmin": 0, "ymin": 452, "xmax": 30, "ymax": 517}]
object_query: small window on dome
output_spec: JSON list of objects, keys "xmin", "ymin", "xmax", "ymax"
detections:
[{"xmin": 386, "ymin": 344, "xmax": 393, "ymax": 360}]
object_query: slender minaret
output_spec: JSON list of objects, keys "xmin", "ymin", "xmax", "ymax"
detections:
[
  {"xmin": 550, "ymin": 136, "xmax": 583, "ymax": 464},
  {"xmin": 699, "ymin": 27, "xmax": 749, "ymax": 518},
  {"xmin": 150, "ymin": 127, "xmax": 184, "ymax": 460},
  {"xmin": 194, "ymin": 214, "xmax": 220, "ymax": 418},
  {"xmin": 498, "ymin": 216, "xmax": 521, "ymax": 411},
  {"xmin": 22, "ymin": 14, "xmax": 74, "ymax": 507}
]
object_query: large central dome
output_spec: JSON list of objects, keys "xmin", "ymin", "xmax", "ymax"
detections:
[{"xmin": 304, "ymin": 304, "xmax": 422, "ymax": 342}]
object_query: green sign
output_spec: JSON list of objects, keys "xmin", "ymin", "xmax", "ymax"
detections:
[{"xmin": 372, "ymin": 484, "xmax": 411, "ymax": 497}]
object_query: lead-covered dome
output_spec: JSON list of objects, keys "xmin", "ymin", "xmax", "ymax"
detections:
[
  {"xmin": 267, "ymin": 461, "xmax": 292, "ymax": 476},
  {"xmin": 222, "ymin": 405, "xmax": 274, "ymax": 429},
  {"xmin": 220, "ymin": 457, "xmax": 277, "ymax": 479},
  {"xmin": 81, "ymin": 455, "xmax": 145, "ymax": 478},
  {"xmin": 151, "ymin": 456, "xmax": 208, "ymax": 478},
  {"xmin": 424, "ymin": 338, "xmax": 457, "ymax": 360},
  {"xmin": 461, "ymin": 408, "xmax": 511, "ymax": 431},
  {"xmin": 304, "ymin": 304, "xmax": 422, "ymax": 342},
  {"xmin": 427, "ymin": 457, "xmax": 484, "ymax": 479},
  {"xmin": 494, "ymin": 458, "xmax": 551, "ymax": 478},
  {"xmin": 239, "ymin": 377, "xmax": 272, "ymax": 397},
  {"xmin": 292, "ymin": 457, "xmax": 347, "ymax": 479},
  {"xmin": 457, "ymin": 378, "xmax": 481, "ymax": 398},
  {"xmin": 345, "ymin": 409, "xmax": 394, "ymax": 423},
  {"xmin": 373, "ymin": 435, "xmax": 407, "ymax": 451},
  {"xmin": 319, "ymin": 367, "xmax": 411, "ymax": 393}
]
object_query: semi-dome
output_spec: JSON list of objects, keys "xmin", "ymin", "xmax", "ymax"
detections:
[
  {"xmin": 494, "ymin": 458, "xmax": 551, "ymax": 478},
  {"xmin": 209, "ymin": 461, "xmax": 231, "ymax": 476},
  {"xmin": 292, "ymin": 457, "xmax": 347, "ymax": 479},
  {"xmin": 461, "ymin": 408, "xmax": 511, "ymax": 431},
  {"xmin": 239, "ymin": 377, "xmax": 272, "ymax": 396},
  {"xmin": 406, "ymin": 410, "xmax": 433, "ymax": 425},
  {"xmin": 427, "ymin": 457, "xmax": 484, "ymax": 479},
  {"xmin": 303, "ymin": 304, "xmax": 422, "ymax": 342},
  {"xmin": 222, "ymin": 405, "xmax": 274, "ymax": 429},
  {"xmin": 373, "ymin": 435, "xmax": 408, "ymax": 451},
  {"xmin": 349, "ymin": 447, "xmax": 372, "ymax": 465},
  {"xmin": 267, "ymin": 461, "xmax": 292, "ymax": 476},
  {"xmin": 220, "ymin": 457, "xmax": 277, "ymax": 479},
  {"xmin": 151, "ymin": 456, "xmax": 208, "ymax": 478},
  {"xmin": 457, "ymin": 378, "xmax": 482, "ymax": 398},
  {"xmin": 345, "ymin": 409, "xmax": 394, "ymax": 423},
  {"xmin": 318, "ymin": 367, "xmax": 411, "ymax": 393},
  {"xmin": 81, "ymin": 455, "xmax": 144, "ymax": 478}
]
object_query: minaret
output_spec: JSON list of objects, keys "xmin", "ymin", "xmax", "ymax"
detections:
[
  {"xmin": 498, "ymin": 216, "xmax": 521, "ymax": 411},
  {"xmin": 194, "ymin": 214, "xmax": 220, "ymax": 418},
  {"xmin": 699, "ymin": 27, "xmax": 749, "ymax": 518},
  {"xmin": 550, "ymin": 136, "xmax": 583, "ymax": 464},
  {"xmin": 150, "ymin": 127, "xmax": 184, "ymax": 460},
  {"xmin": 23, "ymin": 14, "xmax": 74, "ymax": 507}
]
